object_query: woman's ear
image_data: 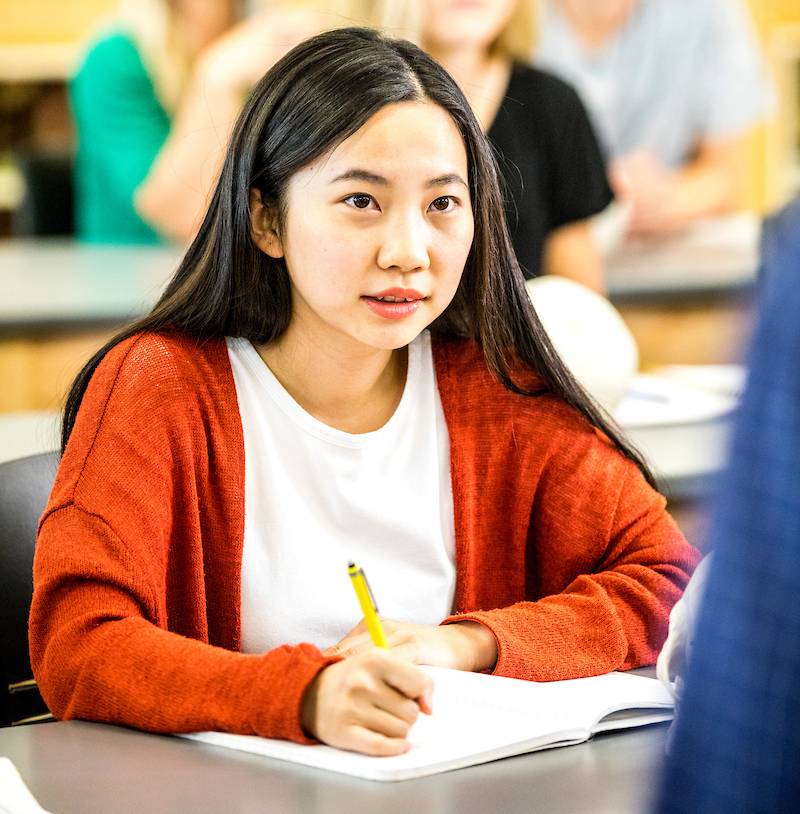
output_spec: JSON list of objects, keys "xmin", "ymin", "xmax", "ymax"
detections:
[{"xmin": 249, "ymin": 188, "xmax": 284, "ymax": 258}]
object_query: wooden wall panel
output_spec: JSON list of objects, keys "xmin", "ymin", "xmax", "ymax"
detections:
[{"xmin": 0, "ymin": 330, "xmax": 113, "ymax": 413}]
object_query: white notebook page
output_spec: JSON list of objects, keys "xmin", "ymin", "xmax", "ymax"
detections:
[{"xmin": 180, "ymin": 667, "xmax": 673, "ymax": 782}]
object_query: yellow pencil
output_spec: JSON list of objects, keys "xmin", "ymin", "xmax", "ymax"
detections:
[{"xmin": 347, "ymin": 561, "xmax": 390, "ymax": 649}]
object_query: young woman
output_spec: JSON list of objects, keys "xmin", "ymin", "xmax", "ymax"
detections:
[
  {"xmin": 377, "ymin": 0, "xmax": 614, "ymax": 288},
  {"xmin": 31, "ymin": 28, "xmax": 699, "ymax": 758}
]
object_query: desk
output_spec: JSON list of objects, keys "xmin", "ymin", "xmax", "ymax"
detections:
[
  {"xmin": 607, "ymin": 214, "xmax": 759, "ymax": 368},
  {"xmin": 0, "ymin": 410, "xmax": 59, "ymax": 463},
  {"xmin": 0, "ymin": 240, "xmax": 180, "ymax": 412},
  {"xmin": 0, "ymin": 240, "xmax": 180, "ymax": 331},
  {"xmin": 0, "ymin": 716, "xmax": 668, "ymax": 814},
  {"xmin": 0, "ymin": 232, "xmax": 757, "ymax": 330},
  {"xmin": 606, "ymin": 212, "xmax": 760, "ymax": 301}
]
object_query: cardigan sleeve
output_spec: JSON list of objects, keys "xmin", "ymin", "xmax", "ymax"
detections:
[
  {"xmin": 443, "ymin": 442, "xmax": 700, "ymax": 681},
  {"xmin": 29, "ymin": 336, "xmax": 339, "ymax": 741},
  {"xmin": 31, "ymin": 505, "xmax": 337, "ymax": 741}
]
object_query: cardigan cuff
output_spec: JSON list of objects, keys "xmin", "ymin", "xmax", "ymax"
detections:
[{"xmin": 248, "ymin": 643, "xmax": 342, "ymax": 744}]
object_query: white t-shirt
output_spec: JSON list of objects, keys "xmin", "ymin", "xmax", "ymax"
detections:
[
  {"xmin": 226, "ymin": 331, "xmax": 456, "ymax": 654},
  {"xmin": 536, "ymin": 0, "xmax": 773, "ymax": 168}
]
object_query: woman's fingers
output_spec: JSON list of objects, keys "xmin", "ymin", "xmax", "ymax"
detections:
[
  {"xmin": 324, "ymin": 619, "xmax": 384, "ymax": 657},
  {"xmin": 341, "ymin": 726, "xmax": 411, "ymax": 757},
  {"xmin": 301, "ymin": 650, "xmax": 433, "ymax": 753},
  {"xmin": 379, "ymin": 654, "xmax": 434, "ymax": 715},
  {"xmin": 325, "ymin": 620, "xmax": 420, "ymax": 660},
  {"xmin": 356, "ymin": 704, "xmax": 414, "ymax": 740},
  {"xmin": 371, "ymin": 683, "xmax": 422, "ymax": 726}
]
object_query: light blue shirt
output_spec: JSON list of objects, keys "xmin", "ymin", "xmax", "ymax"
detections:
[{"xmin": 535, "ymin": 0, "xmax": 773, "ymax": 168}]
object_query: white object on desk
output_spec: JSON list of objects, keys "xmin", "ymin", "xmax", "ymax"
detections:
[
  {"xmin": 526, "ymin": 276, "xmax": 638, "ymax": 411},
  {"xmin": 652, "ymin": 364, "xmax": 746, "ymax": 400},
  {"xmin": 180, "ymin": 667, "xmax": 672, "ymax": 783},
  {"xmin": 614, "ymin": 368, "xmax": 741, "ymax": 489},
  {"xmin": 0, "ymin": 757, "xmax": 53, "ymax": 814},
  {"xmin": 0, "ymin": 411, "xmax": 59, "ymax": 464}
]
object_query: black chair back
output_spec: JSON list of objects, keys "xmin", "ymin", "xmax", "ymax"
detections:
[
  {"xmin": 12, "ymin": 151, "xmax": 75, "ymax": 236},
  {"xmin": 0, "ymin": 451, "xmax": 59, "ymax": 726}
]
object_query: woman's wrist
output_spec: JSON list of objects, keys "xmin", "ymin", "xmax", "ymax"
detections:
[
  {"xmin": 448, "ymin": 621, "xmax": 498, "ymax": 672},
  {"xmin": 299, "ymin": 668, "xmax": 324, "ymax": 739}
]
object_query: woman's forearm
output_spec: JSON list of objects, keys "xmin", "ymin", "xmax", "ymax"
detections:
[
  {"xmin": 134, "ymin": 8, "xmax": 329, "ymax": 242},
  {"xmin": 134, "ymin": 66, "xmax": 242, "ymax": 242},
  {"xmin": 670, "ymin": 138, "xmax": 745, "ymax": 221},
  {"xmin": 622, "ymin": 138, "xmax": 747, "ymax": 237},
  {"xmin": 542, "ymin": 220, "xmax": 605, "ymax": 292}
]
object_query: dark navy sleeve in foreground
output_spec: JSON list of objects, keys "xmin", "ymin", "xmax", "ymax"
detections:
[{"xmin": 656, "ymin": 199, "xmax": 800, "ymax": 813}]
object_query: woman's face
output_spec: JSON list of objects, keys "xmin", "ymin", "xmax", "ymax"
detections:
[
  {"xmin": 259, "ymin": 101, "xmax": 474, "ymax": 356},
  {"xmin": 420, "ymin": 0, "xmax": 519, "ymax": 53}
]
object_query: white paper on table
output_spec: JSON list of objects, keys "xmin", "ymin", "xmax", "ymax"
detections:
[{"xmin": 0, "ymin": 758, "xmax": 53, "ymax": 814}]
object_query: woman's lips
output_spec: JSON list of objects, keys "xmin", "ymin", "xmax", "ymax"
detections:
[{"xmin": 361, "ymin": 296, "xmax": 424, "ymax": 320}]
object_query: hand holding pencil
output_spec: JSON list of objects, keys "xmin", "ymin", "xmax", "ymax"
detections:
[
  {"xmin": 326, "ymin": 561, "xmax": 498, "ymax": 672},
  {"xmin": 299, "ymin": 562, "xmax": 432, "ymax": 756}
]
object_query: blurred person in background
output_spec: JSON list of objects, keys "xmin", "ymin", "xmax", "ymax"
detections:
[
  {"xmin": 379, "ymin": 0, "xmax": 613, "ymax": 290},
  {"xmin": 535, "ymin": 0, "xmax": 773, "ymax": 241},
  {"xmin": 71, "ymin": 0, "xmax": 355, "ymax": 244},
  {"xmin": 655, "ymin": 198, "xmax": 800, "ymax": 811}
]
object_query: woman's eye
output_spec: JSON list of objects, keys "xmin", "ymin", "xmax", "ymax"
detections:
[
  {"xmin": 344, "ymin": 193, "xmax": 376, "ymax": 210},
  {"xmin": 430, "ymin": 196, "xmax": 456, "ymax": 212}
]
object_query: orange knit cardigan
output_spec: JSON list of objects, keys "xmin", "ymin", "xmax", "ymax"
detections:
[{"xmin": 29, "ymin": 332, "xmax": 699, "ymax": 743}]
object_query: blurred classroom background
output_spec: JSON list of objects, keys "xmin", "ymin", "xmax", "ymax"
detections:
[{"xmin": 1, "ymin": 0, "xmax": 798, "ymax": 542}]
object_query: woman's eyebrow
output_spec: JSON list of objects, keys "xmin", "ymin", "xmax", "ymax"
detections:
[
  {"xmin": 330, "ymin": 169, "xmax": 388, "ymax": 185},
  {"xmin": 329, "ymin": 169, "xmax": 468, "ymax": 188},
  {"xmin": 427, "ymin": 173, "xmax": 469, "ymax": 189}
]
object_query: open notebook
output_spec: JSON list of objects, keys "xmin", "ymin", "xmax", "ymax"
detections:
[{"xmin": 179, "ymin": 667, "xmax": 673, "ymax": 782}]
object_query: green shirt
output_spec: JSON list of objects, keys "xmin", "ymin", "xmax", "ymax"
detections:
[{"xmin": 71, "ymin": 32, "xmax": 171, "ymax": 244}]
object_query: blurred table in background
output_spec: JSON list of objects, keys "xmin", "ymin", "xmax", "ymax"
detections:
[
  {"xmin": 607, "ymin": 212, "xmax": 759, "ymax": 367},
  {"xmin": 0, "ymin": 239, "xmax": 181, "ymax": 412},
  {"xmin": 0, "ymin": 410, "xmax": 59, "ymax": 464},
  {"xmin": 0, "ymin": 239, "xmax": 180, "ymax": 329}
]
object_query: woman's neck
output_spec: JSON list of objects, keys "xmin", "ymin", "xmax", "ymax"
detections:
[
  {"xmin": 255, "ymin": 327, "xmax": 408, "ymax": 435},
  {"xmin": 558, "ymin": 0, "xmax": 636, "ymax": 48}
]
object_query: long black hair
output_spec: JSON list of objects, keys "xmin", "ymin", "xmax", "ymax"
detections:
[{"xmin": 62, "ymin": 27, "xmax": 653, "ymax": 485}]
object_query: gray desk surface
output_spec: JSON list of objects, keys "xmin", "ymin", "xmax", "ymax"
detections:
[
  {"xmin": 0, "ymin": 717, "xmax": 667, "ymax": 814},
  {"xmin": 605, "ymin": 212, "xmax": 760, "ymax": 301},
  {"xmin": 0, "ymin": 223, "xmax": 759, "ymax": 331},
  {"xmin": 0, "ymin": 240, "xmax": 181, "ymax": 331}
]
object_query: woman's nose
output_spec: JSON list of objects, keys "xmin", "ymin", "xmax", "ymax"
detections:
[{"xmin": 376, "ymin": 212, "xmax": 431, "ymax": 273}]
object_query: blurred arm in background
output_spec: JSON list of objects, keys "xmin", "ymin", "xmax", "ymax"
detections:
[
  {"xmin": 71, "ymin": 1, "xmax": 330, "ymax": 245},
  {"xmin": 610, "ymin": 139, "xmax": 748, "ymax": 239},
  {"xmin": 536, "ymin": 0, "xmax": 773, "ymax": 242},
  {"xmin": 135, "ymin": 7, "xmax": 323, "ymax": 241}
]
